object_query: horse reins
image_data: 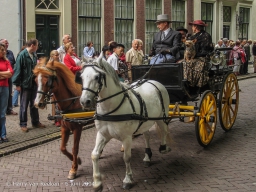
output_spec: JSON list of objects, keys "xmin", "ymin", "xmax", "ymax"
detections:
[
  {"xmin": 36, "ymin": 66, "xmax": 81, "ymax": 113},
  {"xmin": 81, "ymin": 64, "xmax": 170, "ymax": 133}
]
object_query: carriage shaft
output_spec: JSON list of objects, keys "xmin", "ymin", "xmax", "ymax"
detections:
[
  {"xmin": 168, "ymin": 111, "xmax": 200, "ymax": 117},
  {"xmin": 62, "ymin": 111, "xmax": 95, "ymax": 119},
  {"xmin": 169, "ymin": 105, "xmax": 195, "ymax": 111}
]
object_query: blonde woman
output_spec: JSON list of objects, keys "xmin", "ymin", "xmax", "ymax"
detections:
[
  {"xmin": 63, "ymin": 42, "xmax": 82, "ymax": 74},
  {"xmin": 49, "ymin": 50, "xmax": 60, "ymax": 62}
]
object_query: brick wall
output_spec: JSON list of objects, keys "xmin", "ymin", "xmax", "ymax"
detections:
[
  {"xmin": 136, "ymin": 0, "xmax": 145, "ymax": 51},
  {"xmin": 104, "ymin": 0, "xmax": 114, "ymax": 45},
  {"xmin": 187, "ymin": 0, "xmax": 194, "ymax": 34}
]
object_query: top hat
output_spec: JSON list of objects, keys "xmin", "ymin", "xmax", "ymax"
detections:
[
  {"xmin": 176, "ymin": 26, "xmax": 188, "ymax": 33},
  {"xmin": 155, "ymin": 14, "xmax": 171, "ymax": 23},
  {"xmin": 188, "ymin": 20, "xmax": 208, "ymax": 27}
]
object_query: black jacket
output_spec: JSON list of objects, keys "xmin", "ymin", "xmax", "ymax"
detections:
[
  {"xmin": 151, "ymin": 28, "xmax": 181, "ymax": 59},
  {"xmin": 189, "ymin": 30, "xmax": 214, "ymax": 58},
  {"xmin": 12, "ymin": 49, "xmax": 37, "ymax": 89}
]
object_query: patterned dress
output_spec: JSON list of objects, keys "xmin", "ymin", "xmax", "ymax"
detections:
[{"xmin": 183, "ymin": 30, "xmax": 214, "ymax": 87}]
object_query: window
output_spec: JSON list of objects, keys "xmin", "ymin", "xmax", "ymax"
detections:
[
  {"xmin": 115, "ymin": 0, "xmax": 134, "ymax": 50},
  {"xmin": 201, "ymin": 3, "xmax": 213, "ymax": 35},
  {"xmin": 145, "ymin": 0, "xmax": 162, "ymax": 54},
  {"xmin": 238, "ymin": 7, "xmax": 250, "ymax": 40},
  {"xmin": 223, "ymin": 6, "xmax": 231, "ymax": 39},
  {"xmin": 78, "ymin": 0, "xmax": 101, "ymax": 57},
  {"xmin": 171, "ymin": 0, "xmax": 185, "ymax": 30},
  {"xmin": 36, "ymin": 0, "xmax": 59, "ymax": 9}
]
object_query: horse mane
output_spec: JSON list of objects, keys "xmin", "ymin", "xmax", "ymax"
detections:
[
  {"xmin": 94, "ymin": 57, "xmax": 121, "ymax": 87},
  {"xmin": 33, "ymin": 58, "xmax": 82, "ymax": 96}
]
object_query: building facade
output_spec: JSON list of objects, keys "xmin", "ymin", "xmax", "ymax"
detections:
[{"xmin": 1, "ymin": 0, "xmax": 255, "ymax": 57}]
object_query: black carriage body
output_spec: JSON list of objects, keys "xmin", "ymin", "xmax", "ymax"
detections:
[
  {"xmin": 131, "ymin": 63, "xmax": 231, "ymax": 103},
  {"xmin": 132, "ymin": 64, "xmax": 186, "ymax": 103}
]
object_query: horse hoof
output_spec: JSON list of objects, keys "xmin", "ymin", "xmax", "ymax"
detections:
[
  {"xmin": 123, "ymin": 182, "xmax": 134, "ymax": 190},
  {"xmin": 143, "ymin": 161, "xmax": 151, "ymax": 167},
  {"xmin": 67, "ymin": 171, "xmax": 76, "ymax": 180},
  {"xmin": 94, "ymin": 184, "xmax": 103, "ymax": 192},
  {"xmin": 77, "ymin": 157, "xmax": 82, "ymax": 165},
  {"xmin": 160, "ymin": 146, "xmax": 171, "ymax": 154},
  {"xmin": 120, "ymin": 146, "xmax": 124, "ymax": 152}
]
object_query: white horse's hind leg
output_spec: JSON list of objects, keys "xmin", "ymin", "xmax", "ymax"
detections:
[
  {"xmin": 143, "ymin": 131, "xmax": 152, "ymax": 167},
  {"xmin": 122, "ymin": 136, "xmax": 134, "ymax": 190},
  {"xmin": 92, "ymin": 132, "xmax": 109, "ymax": 191},
  {"xmin": 156, "ymin": 121, "xmax": 171, "ymax": 154}
]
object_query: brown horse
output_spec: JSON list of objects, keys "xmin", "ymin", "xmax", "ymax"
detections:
[{"xmin": 33, "ymin": 59, "xmax": 83, "ymax": 180}]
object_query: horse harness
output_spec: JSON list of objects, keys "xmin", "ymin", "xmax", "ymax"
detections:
[
  {"xmin": 36, "ymin": 66, "xmax": 81, "ymax": 114},
  {"xmin": 82, "ymin": 65, "xmax": 170, "ymax": 134}
]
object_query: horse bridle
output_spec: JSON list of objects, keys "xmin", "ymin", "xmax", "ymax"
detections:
[
  {"xmin": 81, "ymin": 65, "xmax": 107, "ymax": 98},
  {"xmin": 36, "ymin": 67, "xmax": 58, "ymax": 104}
]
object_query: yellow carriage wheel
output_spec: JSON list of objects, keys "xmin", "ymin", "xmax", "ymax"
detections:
[
  {"xmin": 195, "ymin": 91, "xmax": 217, "ymax": 147},
  {"xmin": 218, "ymin": 72, "xmax": 239, "ymax": 131}
]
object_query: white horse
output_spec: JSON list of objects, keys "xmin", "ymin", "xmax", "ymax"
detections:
[{"xmin": 79, "ymin": 57, "xmax": 171, "ymax": 191}]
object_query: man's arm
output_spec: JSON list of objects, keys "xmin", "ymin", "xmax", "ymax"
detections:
[
  {"xmin": 149, "ymin": 33, "xmax": 157, "ymax": 56},
  {"xmin": 169, "ymin": 32, "xmax": 182, "ymax": 56},
  {"xmin": 12, "ymin": 54, "xmax": 23, "ymax": 86}
]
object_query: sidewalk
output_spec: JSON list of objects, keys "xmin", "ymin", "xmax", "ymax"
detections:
[{"xmin": 0, "ymin": 64, "xmax": 255, "ymax": 157}]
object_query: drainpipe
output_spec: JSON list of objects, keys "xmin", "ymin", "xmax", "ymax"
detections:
[{"xmin": 18, "ymin": 0, "xmax": 24, "ymax": 49}]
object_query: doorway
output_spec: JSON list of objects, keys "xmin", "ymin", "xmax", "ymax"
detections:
[{"xmin": 36, "ymin": 15, "xmax": 59, "ymax": 58}]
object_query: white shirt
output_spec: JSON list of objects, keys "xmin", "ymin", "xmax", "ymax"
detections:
[
  {"xmin": 163, "ymin": 28, "xmax": 170, "ymax": 37},
  {"xmin": 107, "ymin": 53, "xmax": 119, "ymax": 71},
  {"xmin": 57, "ymin": 45, "xmax": 66, "ymax": 63}
]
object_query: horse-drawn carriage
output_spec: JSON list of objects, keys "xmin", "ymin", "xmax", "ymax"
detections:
[
  {"xmin": 34, "ymin": 47, "xmax": 239, "ymax": 190},
  {"xmin": 60, "ymin": 47, "xmax": 239, "ymax": 147},
  {"xmin": 131, "ymin": 47, "xmax": 239, "ymax": 147}
]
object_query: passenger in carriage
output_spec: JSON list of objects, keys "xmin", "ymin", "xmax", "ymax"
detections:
[
  {"xmin": 188, "ymin": 20, "xmax": 214, "ymax": 59},
  {"xmin": 149, "ymin": 14, "xmax": 181, "ymax": 64},
  {"xmin": 183, "ymin": 20, "xmax": 214, "ymax": 88}
]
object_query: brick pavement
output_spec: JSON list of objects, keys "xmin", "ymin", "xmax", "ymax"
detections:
[{"xmin": 0, "ymin": 65, "xmax": 256, "ymax": 191}]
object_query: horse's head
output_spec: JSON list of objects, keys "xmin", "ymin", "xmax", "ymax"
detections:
[
  {"xmin": 34, "ymin": 60, "xmax": 58, "ymax": 109},
  {"xmin": 79, "ymin": 61, "xmax": 107, "ymax": 109}
]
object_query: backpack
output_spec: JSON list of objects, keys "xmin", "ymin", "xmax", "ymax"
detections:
[{"xmin": 239, "ymin": 50, "xmax": 246, "ymax": 64}]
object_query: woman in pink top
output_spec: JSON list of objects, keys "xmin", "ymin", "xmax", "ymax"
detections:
[
  {"xmin": 0, "ymin": 43, "xmax": 14, "ymax": 143},
  {"xmin": 63, "ymin": 42, "xmax": 82, "ymax": 74}
]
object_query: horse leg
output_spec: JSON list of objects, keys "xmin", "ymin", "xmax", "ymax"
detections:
[
  {"xmin": 60, "ymin": 126, "xmax": 73, "ymax": 161},
  {"xmin": 67, "ymin": 127, "xmax": 82, "ymax": 180},
  {"xmin": 156, "ymin": 121, "xmax": 171, "ymax": 154},
  {"xmin": 122, "ymin": 136, "xmax": 134, "ymax": 190},
  {"xmin": 143, "ymin": 131, "xmax": 152, "ymax": 167},
  {"xmin": 92, "ymin": 132, "xmax": 109, "ymax": 191}
]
